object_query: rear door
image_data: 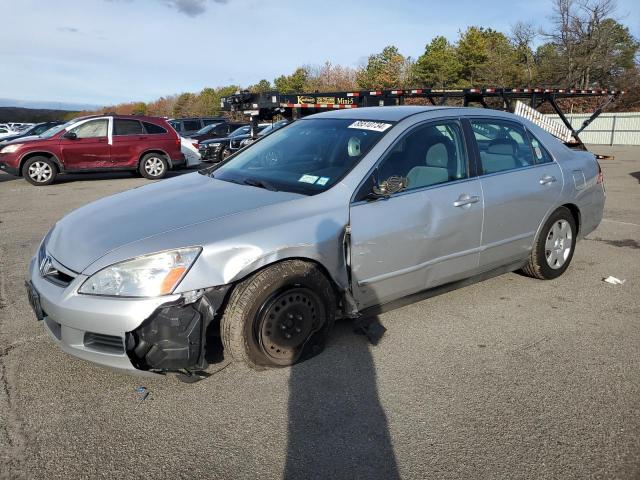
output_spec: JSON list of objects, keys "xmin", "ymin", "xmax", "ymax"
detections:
[
  {"xmin": 59, "ymin": 118, "xmax": 111, "ymax": 170},
  {"xmin": 111, "ymin": 119, "xmax": 145, "ymax": 168},
  {"xmin": 349, "ymin": 119, "xmax": 483, "ymax": 309},
  {"xmin": 468, "ymin": 118, "xmax": 563, "ymax": 270}
]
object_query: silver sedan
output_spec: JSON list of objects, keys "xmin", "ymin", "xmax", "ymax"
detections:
[{"xmin": 26, "ymin": 106, "xmax": 605, "ymax": 378}]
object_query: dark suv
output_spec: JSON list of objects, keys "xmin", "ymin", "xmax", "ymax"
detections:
[
  {"xmin": 168, "ymin": 117, "xmax": 226, "ymax": 137},
  {"xmin": 188, "ymin": 121, "xmax": 249, "ymax": 142},
  {"xmin": 0, "ymin": 115, "xmax": 184, "ymax": 185}
]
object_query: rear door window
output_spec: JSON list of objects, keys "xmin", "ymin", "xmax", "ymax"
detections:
[
  {"xmin": 114, "ymin": 119, "xmax": 143, "ymax": 135},
  {"xmin": 470, "ymin": 120, "xmax": 535, "ymax": 174}
]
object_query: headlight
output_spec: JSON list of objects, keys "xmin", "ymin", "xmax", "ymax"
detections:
[
  {"xmin": 78, "ymin": 247, "xmax": 201, "ymax": 297},
  {"xmin": 1, "ymin": 144, "xmax": 22, "ymax": 153}
]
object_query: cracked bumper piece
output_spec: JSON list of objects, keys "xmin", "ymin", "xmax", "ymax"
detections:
[{"xmin": 28, "ymin": 256, "xmax": 230, "ymax": 375}]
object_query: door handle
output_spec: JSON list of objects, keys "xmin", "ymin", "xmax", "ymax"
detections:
[
  {"xmin": 98, "ymin": 138, "xmax": 107, "ymax": 143},
  {"xmin": 539, "ymin": 174, "xmax": 557, "ymax": 185},
  {"xmin": 138, "ymin": 136, "xmax": 148, "ymax": 140},
  {"xmin": 453, "ymin": 194, "xmax": 480, "ymax": 207}
]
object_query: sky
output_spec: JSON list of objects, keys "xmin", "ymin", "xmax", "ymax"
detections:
[{"xmin": 1, "ymin": 0, "xmax": 638, "ymax": 108}]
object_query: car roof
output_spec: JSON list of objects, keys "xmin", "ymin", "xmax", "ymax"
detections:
[
  {"xmin": 306, "ymin": 106, "xmax": 453, "ymax": 121},
  {"xmin": 303, "ymin": 105, "xmax": 525, "ymax": 123}
]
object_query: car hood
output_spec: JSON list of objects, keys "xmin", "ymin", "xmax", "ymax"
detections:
[
  {"xmin": 46, "ymin": 172, "xmax": 303, "ymax": 273},
  {"xmin": 2, "ymin": 135, "xmax": 42, "ymax": 146}
]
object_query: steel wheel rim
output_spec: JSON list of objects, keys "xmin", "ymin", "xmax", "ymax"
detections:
[
  {"xmin": 545, "ymin": 219, "xmax": 572, "ymax": 269},
  {"xmin": 256, "ymin": 287, "xmax": 323, "ymax": 364},
  {"xmin": 144, "ymin": 157, "xmax": 164, "ymax": 176},
  {"xmin": 28, "ymin": 161, "xmax": 52, "ymax": 183}
]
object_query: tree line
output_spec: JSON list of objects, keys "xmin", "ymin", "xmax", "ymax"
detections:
[{"xmin": 78, "ymin": 0, "xmax": 639, "ymax": 118}]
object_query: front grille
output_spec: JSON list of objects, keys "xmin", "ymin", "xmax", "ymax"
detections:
[{"xmin": 84, "ymin": 332, "xmax": 124, "ymax": 354}]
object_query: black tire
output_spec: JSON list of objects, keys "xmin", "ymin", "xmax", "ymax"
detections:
[
  {"xmin": 139, "ymin": 153, "xmax": 168, "ymax": 180},
  {"xmin": 22, "ymin": 156, "xmax": 57, "ymax": 186},
  {"xmin": 221, "ymin": 260, "xmax": 336, "ymax": 369},
  {"xmin": 522, "ymin": 207, "xmax": 577, "ymax": 280}
]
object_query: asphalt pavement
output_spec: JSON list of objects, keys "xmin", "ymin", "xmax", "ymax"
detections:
[{"xmin": 1, "ymin": 146, "xmax": 639, "ymax": 479}]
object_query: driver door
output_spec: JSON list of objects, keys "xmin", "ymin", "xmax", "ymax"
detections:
[
  {"xmin": 59, "ymin": 118, "xmax": 111, "ymax": 170},
  {"xmin": 349, "ymin": 120, "xmax": 484, "ymax": 309}
]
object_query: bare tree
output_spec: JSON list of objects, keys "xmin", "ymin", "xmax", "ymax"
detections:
[
  {"xmin": 542, "ymin": 0, "xmax": 619, "ymax": 88},
  {"xmin": 511, "ymin": 22, "xmax": 537, "ymax": 85}
]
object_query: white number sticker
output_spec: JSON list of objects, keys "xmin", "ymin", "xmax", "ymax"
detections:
[{"xmin": 348, "ymin": 121, "xmax": 392, "ymax": 132}]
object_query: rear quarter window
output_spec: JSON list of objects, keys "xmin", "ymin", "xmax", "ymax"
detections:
[{"xmin": 143, "ymin": 122, "xmax": 168, "ymax": 135}]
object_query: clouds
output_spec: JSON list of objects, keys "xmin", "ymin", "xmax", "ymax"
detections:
[
  {"xmin": 161, "ymin": 0, "xmax": 228, "ymax": 17},
  {"xmin": 57, "ymin": 27, "xmax": 80, "ymax": 33}
]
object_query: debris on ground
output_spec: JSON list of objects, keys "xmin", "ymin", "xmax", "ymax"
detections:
[
  {"xmin": 603, "ymin": 276, "xmax": 626, "ymax": 285},
  {"xmin": 353, "ymin": 317, "xmax": 387, "ymax": 345}
]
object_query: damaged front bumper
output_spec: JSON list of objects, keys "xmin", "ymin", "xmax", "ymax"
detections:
[{"xmin": 28, "ymin": 256, "xmax": 230, "ymax": 376}]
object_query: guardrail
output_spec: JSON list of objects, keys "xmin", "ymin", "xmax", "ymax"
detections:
[{"xmin": 545, "ymin": 112, "xmax": 640, "ymax": 146}]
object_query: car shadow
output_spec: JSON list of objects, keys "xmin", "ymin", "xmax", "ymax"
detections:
[
  {"xmin": 630, "ymin": 171, "xmax": 640, "ymax": 184},
  {"xmin": 284, "ymin": 319, "xmax": 400, "ymax": 480},
  {"xmin": 283, "ymin": 218, "xmax": 399, "ymax": 479},
  {"xmin": 0, "ymin": 172, "xmax": 21, "ymax": 183}
]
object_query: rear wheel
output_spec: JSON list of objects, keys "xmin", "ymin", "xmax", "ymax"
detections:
[
  {"xmin": 22, "ymin": 156, "xmax": 57, "ymax": 186},
  {"xmin": 220, "ymin": 260, "xmax": 335, "ymax": 369},
  {"xmin": 522, "ymin": 207, "xmax": 577, "ymax": 280},
  {"xmin": 139, "ymin": 153, "xmax": 168, "ymax": 180}
]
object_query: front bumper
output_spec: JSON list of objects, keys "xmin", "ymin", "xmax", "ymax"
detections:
[
  {"xmin": 199, "ymin": 144, "xmax": 222, "ymax": 161},
  {"xmin": 0, "ymin": 153, "xmax": 20, "ymax": 175},
  {"xmin": 28, "ymin": 256, "xmax": 229, "ymax": 375}
]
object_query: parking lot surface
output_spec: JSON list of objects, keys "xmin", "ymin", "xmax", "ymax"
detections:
[{"xmin": 1, "ymin": 147, "xmax": 639, "ymax": 479}]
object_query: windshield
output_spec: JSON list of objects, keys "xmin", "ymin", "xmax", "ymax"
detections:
[
  {"xmin": 39, "ymin": 119, "xmax": 76, "ymax": 138},
  {"xmin": 229, "ymin": 126, "xmax": 251, "ymax": 137},
  {"xmin": 211, "ymin": 118, "xmax": 392, "ymax": 195},
  {"xmin": 195, "ymin": 123, "xmax": 221, "ymax": 135}
]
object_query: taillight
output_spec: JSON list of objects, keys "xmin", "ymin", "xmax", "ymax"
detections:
[
  {"xmin": 175, "ymin": 137, "xmax": 181, "ymax": 147},
  {"xmin": 596, "ymin": 161, "xmax": 604, "ymax": 184}
]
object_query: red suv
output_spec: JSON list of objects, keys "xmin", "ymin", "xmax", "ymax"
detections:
[{"xmin": 0, "ymin": 115, "xmax": 184, "ymax": 185}]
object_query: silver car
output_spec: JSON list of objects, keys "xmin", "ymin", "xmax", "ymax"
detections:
[{"xmin": 26, "ymin": 106, "xmax": 605, "ymax": 378}]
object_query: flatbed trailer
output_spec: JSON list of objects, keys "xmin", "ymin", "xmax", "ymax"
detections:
[{"xmin": 221, "ymin": 87, "xmax": 623, "ymax": 157}]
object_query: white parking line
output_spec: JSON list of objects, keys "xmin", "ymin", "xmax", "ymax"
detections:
[{"xmin": 602, "ymin": 218, "xmax": 640, "ymax": 227}]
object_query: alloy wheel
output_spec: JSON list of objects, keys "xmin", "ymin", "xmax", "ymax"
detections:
[
  {"xmin": 545, "ymin": 219, "xmax": 572, "ymax": 269},
  {"xmin": 28, "ymin": 161, "xmax": 52, "ymax": 183},
  {"xmin": 144, "ymin": 157, "xmax": 165, "ymax": 177}
]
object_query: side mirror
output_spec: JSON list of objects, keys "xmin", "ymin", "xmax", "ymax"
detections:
[
  {"xmin": 63, "ymin": 131, "xmax": 77, "ymax": 140},
  {"xmin": 371, "ymin": 175, "xmax": 407, "ymax": 198}
]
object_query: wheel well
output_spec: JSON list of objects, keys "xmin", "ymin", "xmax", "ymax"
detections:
[
  {"xmin": 19, "ymin": 152, "xmax": 60, "ymax": 176},
  {"xmin": 561, "ymin": 203, "xmax": 581, "ymax": 235},
  {"xmin": 228, "ymin": 257, "xmax": 343, "ymax": 308}
]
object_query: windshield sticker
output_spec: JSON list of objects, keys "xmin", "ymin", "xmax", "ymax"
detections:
[
  {"xmin": 348, "ymin": 121, "xmax": 392, "ymax": 132},
  {"xmin": 299, "ymin": 174, "xmax": 319, "ymax": 184},
  {"xmin": 316, "ymin": 177, "xmax": 330, "ymax": 186}
]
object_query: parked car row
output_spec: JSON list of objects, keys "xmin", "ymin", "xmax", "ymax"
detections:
[
  {"xmin": 199, "ymin": 119, "xmax": 289, "ymax": 162},
  {"xmin": 0, "ymin": 115, "xmax": 184, "ymax": 185},
  {"xmin": 0, "ymin": 121, "xmax": 64, "ymax": 145}
]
